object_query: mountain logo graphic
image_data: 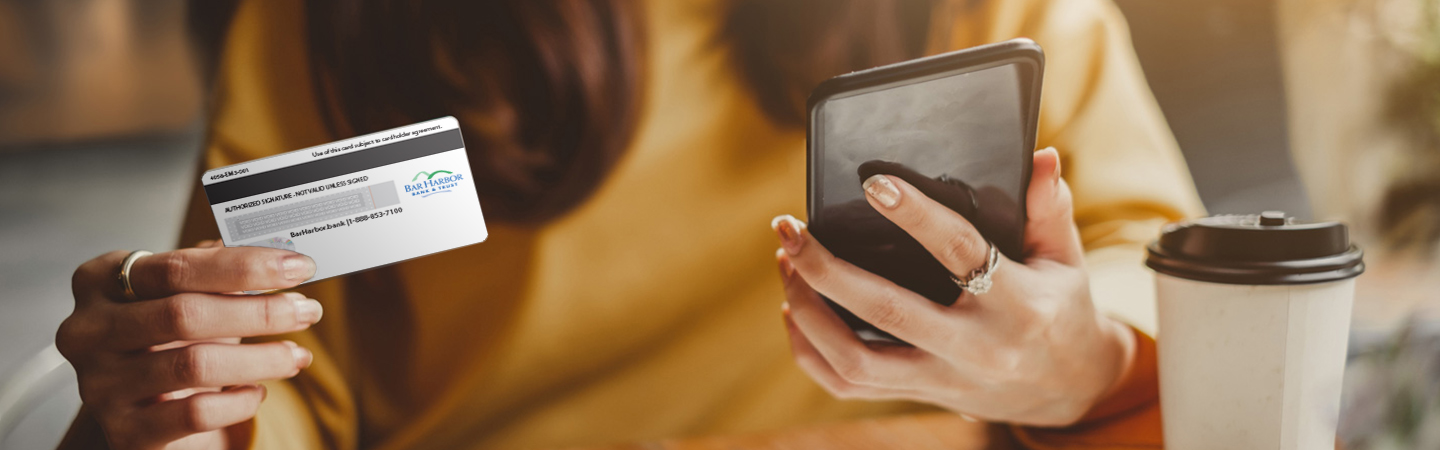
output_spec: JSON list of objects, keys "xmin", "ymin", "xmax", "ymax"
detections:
[{"xmin": 412, "ymin": 170, "xmax": 454, "ymax": 182}]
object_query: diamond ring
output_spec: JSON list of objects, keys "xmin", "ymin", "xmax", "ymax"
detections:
[{"xmin": 950, "ymin": 242, "xmax": 999, "ymax": 295}]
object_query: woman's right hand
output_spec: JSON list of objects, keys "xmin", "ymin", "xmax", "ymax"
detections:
[{"xmin": 57, "ymin": 241, "xmax": 323, "ymax": 450}]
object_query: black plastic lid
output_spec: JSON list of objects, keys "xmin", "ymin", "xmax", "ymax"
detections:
[{"xmin": 1145, "ymin": 211, "xmax": 1365, "ymax": 285}]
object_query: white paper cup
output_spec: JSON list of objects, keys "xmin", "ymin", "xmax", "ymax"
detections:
[{"xmin": 1147, "ymin": 212, "xmax": 1364, "ymax": 450}]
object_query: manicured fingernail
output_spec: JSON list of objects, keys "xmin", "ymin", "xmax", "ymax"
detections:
[
  {"xmin": 770, "ymin": 215, "xmax": 807, "ymax": 255},
  {"xmin": 284, "ymin": 341, "xmax": 313, "ymax": 369},
  {"xmin": 294, "ymin": 298, "xmax": 323, "ymax": 325},
  {"xmin": 781, "ymin": 301, "xmax": 790, "ymax": 314},
  {"xmin": 282, "ymin": 255, "xmax": 316, "ymax": 281},
  {"xmin": 863, "ymin": 175, "xmax": 900, "ymax": 208}
]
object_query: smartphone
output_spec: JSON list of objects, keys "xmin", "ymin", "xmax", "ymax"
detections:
[{"xmin": 806, "ymin": 38, "xmax": 1044, "ymax": 341}]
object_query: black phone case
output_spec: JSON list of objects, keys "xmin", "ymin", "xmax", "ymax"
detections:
[{"xmin": 806, "ymin": 38, "xmax": 1045, "ymax": 342}]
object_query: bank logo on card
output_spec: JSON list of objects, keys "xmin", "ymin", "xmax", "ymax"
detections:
[{"xmin": 405, "ymin": 169, "xmax": 465, "ymax": 198}]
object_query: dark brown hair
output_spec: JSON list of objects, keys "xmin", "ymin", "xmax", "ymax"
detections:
[
  {"xmin": 724, "ymin": 0, "xmax": 944, "ymax": 127},
  {"xmin": 192, "ymin": 0, "xmax": 953, "ymax": 223}
]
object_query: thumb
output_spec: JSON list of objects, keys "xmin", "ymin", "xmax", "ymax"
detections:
[{"xmin": 1024, "ymin": 147, "xmax": 1084, "ymax": 266}]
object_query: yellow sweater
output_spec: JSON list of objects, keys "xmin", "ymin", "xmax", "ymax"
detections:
[{"xmin": 162, "ymin": 0, "xmax": 1202, "ymax": 448}]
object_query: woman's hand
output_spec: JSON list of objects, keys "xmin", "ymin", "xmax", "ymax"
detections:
[
  {"xmin": 772, "ymin": 148, "xmax": 1136, "ymax": 426},
  {"xmin": 57, "ymin": 241, "xmax": 323, "ymax": 449}
]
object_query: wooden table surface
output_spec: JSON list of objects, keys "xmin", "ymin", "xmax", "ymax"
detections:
[{"xmin": 573, "ymin": 413, "xmax": 1020, "ymax": 450}]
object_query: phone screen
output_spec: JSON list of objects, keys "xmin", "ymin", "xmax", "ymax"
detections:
[{"xmin": 811, "ymin": 61, "xmax": 1033, "ymax": 330}]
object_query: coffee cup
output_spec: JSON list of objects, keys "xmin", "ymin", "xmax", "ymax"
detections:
[{"xmin": 1146, "ymin": 211, "xmax": 1364, "ymax": 449}]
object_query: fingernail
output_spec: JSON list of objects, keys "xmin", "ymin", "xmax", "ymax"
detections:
[
  {"xmin": 781, "ymin": 301, "xmax": 790, "ymax": 314},
  {"xmin": 294, "ymin": 298, "xmax": 323, "ymax": 325},
  {"xmin": 282, "ymin": 255, "xmax": 316, "ymax": 281},
  {"xmin": 284, "ymin": 341, "xmax": 313, "ymax": 369},
  {"xmin": 259, "ymin": 384, "xmax": 269, "ymax": 401},
  {"xmin": 770, "ymin": 215, "xmax": 807, "ymax": 255},
  {"xmin": 862, "ymin": 175, "xmax": 900, "ymax": 208}
]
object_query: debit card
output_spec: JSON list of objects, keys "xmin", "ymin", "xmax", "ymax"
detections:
[{"xmin": 201, "ymin": 116, "xmax": 487, "ymax": 284}]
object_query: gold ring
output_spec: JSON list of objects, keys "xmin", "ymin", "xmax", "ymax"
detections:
[{"xmin": 117, "ymin": 250, "xmax": 153, "ymax": 302}]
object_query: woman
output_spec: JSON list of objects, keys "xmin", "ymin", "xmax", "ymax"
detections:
[{"xmin": 58, "ymin": 0, "xmax": 1203, "ymax": 448}]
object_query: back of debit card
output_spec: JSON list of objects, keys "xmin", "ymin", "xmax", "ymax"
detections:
[{"xmin": 201, "ymin": 116, "xmax": 487, "ymax": 284}]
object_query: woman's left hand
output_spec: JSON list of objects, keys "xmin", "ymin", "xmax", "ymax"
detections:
[{"xmin": 772, "ymin": 148, "xmax": 1135, "ymax": 426}]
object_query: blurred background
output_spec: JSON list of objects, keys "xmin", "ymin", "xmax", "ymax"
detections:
[{"xmin": 1, "ymin": 0, "xmax": 1436, "ymax": 448}]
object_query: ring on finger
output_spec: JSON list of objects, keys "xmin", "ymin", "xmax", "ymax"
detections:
[
  {"xmin": 117, "ymin": 250, "xmax": 153, "ymax": 302},
  {"xmin": 950, "ymin": 242, "xmax": 999, "ymax": 295}
]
